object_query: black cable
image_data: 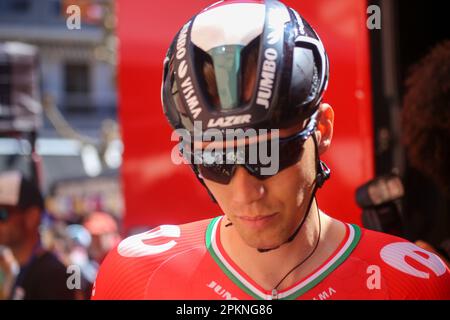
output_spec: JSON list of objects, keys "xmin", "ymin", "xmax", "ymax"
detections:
[
  {"xmin": 257, "ymin": 132, "xmax": 327, "ymax": 253},
  {"xmin": 270, "ymin": 132, "xmax": 325, "ymax": 291},
  {"xmin": 272, "ymin": 198, "xmax": 322, "ymax": 291},
  {"xmin": 257, "ymin": 183, "xmax": 317, "ymax": 253}
]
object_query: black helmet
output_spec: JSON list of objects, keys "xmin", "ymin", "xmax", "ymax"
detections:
[{"xmin": 161, "ymin": 0, "xmax": 329, "ymax": 133}]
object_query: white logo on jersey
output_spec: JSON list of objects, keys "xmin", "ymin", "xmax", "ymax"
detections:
[
  {"xmin": 117, "ymin": 225, "xmax": 181, "ymax": 258},
  {"xmin": 207, "ymin": 280, "xmax": 239, "ymax": 300},
  {"xmin": 380, "ymin": 242, "xmax": 447, "ymax": 279},
  {"xmin": 312, "ymin": 287, "xmax": 336, "ymax": 300}
]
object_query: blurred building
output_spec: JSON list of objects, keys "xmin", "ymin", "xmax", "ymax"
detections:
[
  {"xmin": 0, "ymin": 0, "xmax": 122, "ymax": 221},
  {"xmin": 0, "ymin": 0, "xmax": 117, "ymax": 138}
]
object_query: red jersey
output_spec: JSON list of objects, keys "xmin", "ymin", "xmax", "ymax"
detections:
[{"xmin": 92, "ymin": 216, "xmax": 450, "ymax": 300}]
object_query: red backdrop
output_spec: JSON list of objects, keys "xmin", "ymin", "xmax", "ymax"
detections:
[{"xmin": 117, "ymin": 0, "xmax": 374, "ymax": 231}]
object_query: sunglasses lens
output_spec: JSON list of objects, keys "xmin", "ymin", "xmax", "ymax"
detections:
[
  {"xmin": 182, "ymin": 123, "xmax": 312, "ymax": 184},
  {"xmin": 241, "ymin": 138, "xmax": 304, "ymax": 179},
  {"xmin": 197, "ymin": 163, "xmax": 235, "ymax": 184},
  {"xmin": 278, "ymin": 138, "xmax": 305, "ymax": 171},
  {"xmin": 197, "ymin": 139, "xmax": 305, "ymax": 183},
  {"xmin": 0, "ymin": 208, "xmax": 8, "ymax": 222}
]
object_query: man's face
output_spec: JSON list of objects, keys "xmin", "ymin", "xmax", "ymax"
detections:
[
  {"xmin": 203, "ymin": 125, "xmax": 319, "ymax": 250},
  {"xmin": 0, "ymin": 207, "xmax": 26, "ymax": 248},
  {"xmin": 89, "ymin": 232, "xmax": 121, "ymax": 264}
]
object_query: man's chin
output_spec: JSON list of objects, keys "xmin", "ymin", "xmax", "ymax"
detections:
[
  {"xmin": 227, "ymin": 219, "xmax": 286, "ymax": 249},
  {"xmin": 237, "ymin": 231, "xmax": 283, "ymax": 251}
]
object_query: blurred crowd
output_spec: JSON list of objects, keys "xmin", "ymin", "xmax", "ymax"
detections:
[
  {"xmin": 0, "ymin": 170, "xmax": 122, "ymax": 300},
  {"xmin": 0, "ymin": 1, "xmax": 121, "ymax": 300}
]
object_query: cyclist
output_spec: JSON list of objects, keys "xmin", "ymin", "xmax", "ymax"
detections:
[{"xmin": 92, "ymin": 0, "xmax": 450, "ymax": 300}]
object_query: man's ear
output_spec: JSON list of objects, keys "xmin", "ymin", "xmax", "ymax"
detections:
[{"xmin": 315, "ymin": 103, "xmax": 334, "ymax": 155}]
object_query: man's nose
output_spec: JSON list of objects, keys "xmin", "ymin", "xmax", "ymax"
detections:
[{"xmin": 230, "ymin": 166, "xmax": 265, "ymax": 205}]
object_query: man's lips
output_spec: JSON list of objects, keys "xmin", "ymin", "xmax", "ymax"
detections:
[
  {"xmin": 235, "ymin": 212, "xmax": 279, "ymax": 228},
  {"xmin": 237, "ymin": 212, "xmax": 278, "ymax": 221}
]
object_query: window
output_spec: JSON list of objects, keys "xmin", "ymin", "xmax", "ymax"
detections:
[
  {"xmin": 65, "ymin": 63, "xmax": 89, "ymax": 94},
  {"xmin": 64, "ymin": 63, "xmax": 91, "ymax": 110},
  {"xmin": 51, "ymin": 0, "xmax": 62, "ymax": 17},
  {"xmin": 9, "ymin": 0, "xmax": 31, "ymax": 13},
  {"xmin": 0, "ymin": 63, "xmax": 12, "ymax": 109}
]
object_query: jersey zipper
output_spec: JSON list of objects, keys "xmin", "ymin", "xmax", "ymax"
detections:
[{"xmin": 271, "ymin": 289, "xmax": 279, "ymax": 300}]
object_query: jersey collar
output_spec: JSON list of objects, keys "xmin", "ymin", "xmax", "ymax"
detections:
[{"xmin": 206, "ymin": 215, "xmax": 361, "ymax": 300}]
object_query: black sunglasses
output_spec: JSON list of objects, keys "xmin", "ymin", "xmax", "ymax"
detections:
[
  {"xmin": 180, "ymin": 114, "xmax": 318, "ymax": 185},
  {"xmin": 0, "ymin": 208, "xmax": 9, "ymax": 222}
]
